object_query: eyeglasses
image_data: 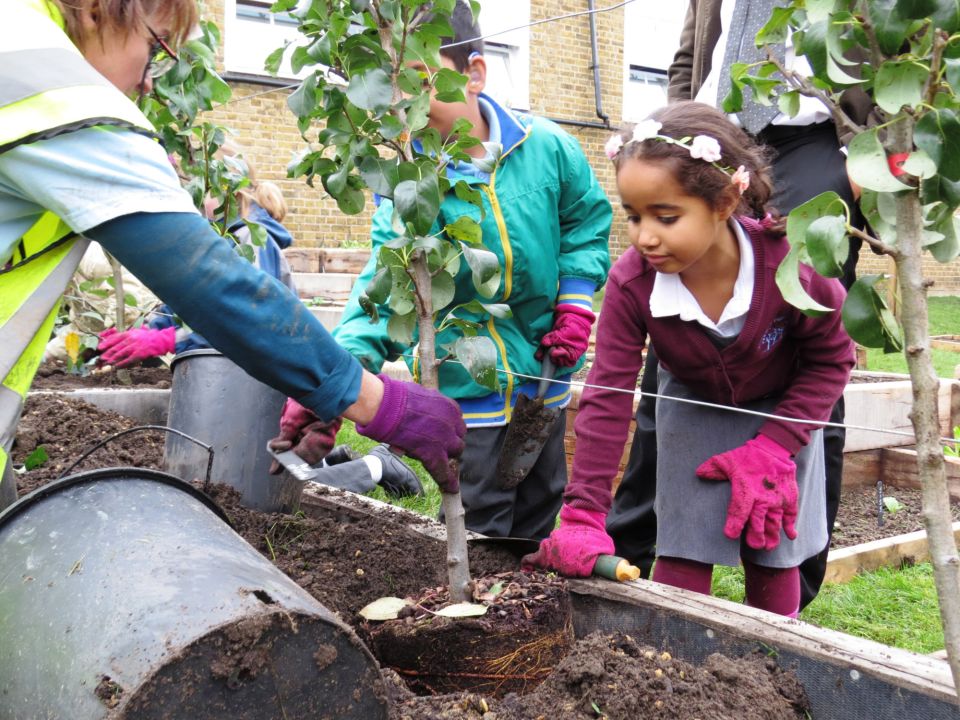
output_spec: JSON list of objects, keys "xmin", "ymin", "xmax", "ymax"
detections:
[
  {"xmin": 146, "ymin": 26, "xmax": 178, "ymax": 79},
  {"xmin": 137, "ymin": 26, "xmax": 178, "ymax": 105}
]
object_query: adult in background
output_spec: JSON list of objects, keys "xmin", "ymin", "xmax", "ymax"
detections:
[{"xmin": 607, "ymin": 0, "xmax": 874, "ymax": 608}]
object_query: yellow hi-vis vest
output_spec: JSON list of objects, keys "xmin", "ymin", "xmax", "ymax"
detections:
[{"xmin": 0, "ymin": 0, "xmax": 157, "ymax": 486}]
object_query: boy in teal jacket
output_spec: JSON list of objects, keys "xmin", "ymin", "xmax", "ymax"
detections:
[{"xmin": 332, "ymin": 1, "xmax": 612, "ymax": 540}]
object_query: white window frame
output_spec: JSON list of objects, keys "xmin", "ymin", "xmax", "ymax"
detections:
[{"xmin": 224, "ymin": 0, "xmax": 312, "ymax": 80}]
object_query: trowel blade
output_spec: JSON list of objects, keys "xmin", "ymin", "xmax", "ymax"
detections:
[{"xmin": 494, "ymin": 394, "xmax": 562, "ymax": 490}]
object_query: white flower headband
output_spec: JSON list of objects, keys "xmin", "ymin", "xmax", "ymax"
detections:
[{"xmin": 605, "ymin": 120, "xmax": 750, "ymax": 195}]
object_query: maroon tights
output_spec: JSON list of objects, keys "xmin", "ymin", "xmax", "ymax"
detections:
[{"xmin": 651, "ymin": 556, "xmax": 800, "ymax": 617}]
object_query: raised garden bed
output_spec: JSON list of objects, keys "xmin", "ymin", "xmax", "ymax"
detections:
[{"xmin": 9, "ymin": 394, "xmax": 960, "ymax": 718}]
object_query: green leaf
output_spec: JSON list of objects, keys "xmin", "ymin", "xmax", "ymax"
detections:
[
  {"xmin": 452, "ymin": 336, "xmax": 500, "ymax": 391},
  {"xmin": 433, "ymin": 67, "xmax": 468, "ymax": 103},
  {"xmin": 287, "ymin": 73, "xmax": 318, "ymax": 118},
  {"xmin": 901, "ymin": 149, "xmax": 938, "ymax": 179},
  {"xmin": 388, "ymin": 284, "xmax": 415, "ymax": 316},
  {"xmin": 404, "ymin": 30, "xmax": 442, "ymax": 70},
  {"xmin": 842, "ymin": 275, "xmax": 903, "ymax": 352},
  {"xmin": 847, "ymin": 129, "xmax": 911, "ymax": 192},
  {"xmin": 346, "ymin": 68, "xmax": 393, "ymax": 115},
  {"xmin": 405, "ymin": 92, "xmax": 431, "ymax": 133},
  {"xmin": 883, "ymin": 495, "xmax": 905, "ymax": 513},
  {"xmin": 358, "ymin": 293, "xmax": 380, "ymax": 323},
  {"xmin": 775, "ymin": 245, "xmax": 834, "ymax": 317},
  {"xmin": 927, "ymin": 212, "xmax": 960, "ymax": 261},
  {"xmin": 921, "ymin": 173, "xmax": 960, "ymax": 208},
  {"xmin": 871, "ymin": 0, "xmax": 913, "ymax": 55},
  {"xmin": 874, "ymin": 60, "xmax": 929, "ymax": 113},
  {"xmin": 365, "ymin": 266, "xmax": 392, "ymax": 304},
  {"xmin": 915, "ymin": 109, "xmax": 960, "ymax": 181},
  {"xmin": 264, "ymin": 44, "xmax": 287, "ymax": 75},
  {"xmin": 431, "ymin": 272, "xmax": 456, "ymax": 311},
  {"xmin": 756, "ymin": 6, "xmax": 794, "ymax": 44},
  {"xmin": 461, "ymin": 244, "xmax": 501, "ymax": 298},
  {"xmin": 336, "ymin": 186, "xmax": 366, "ymax": 215},
  {"xmin": 895, "ymin": 0, "xmax": 939, "ymax": 18},
  {"xmin": 24, "ymin": 445, "xmax": 48, "ymax": 471},
  {"xmin": 795, "ymin": 20, "xmax": 828, "ymax": 79},
  {"xmin": 459, "ymin": 299, "xmax": 513, "ymax": 319},
  {"xmin": 245, "ymin": 220, "xmax": 267, "ymax": 247},
  {"xmin": 930, "ymin": 0, "xmax": 960, "ymax": 33},
  {"xmin": 124, "ymin": 292, "xmax": 138, "ymax": 307},
  {"xmin": 777, "ymin": 90, "xmax": 800, "ymax": 118},
  {"xmin": 387, "ymin": 310, "xmax": 416, "ymax": 346},
  {"xmin": 359, "ymin": 157, "xmax": 400, "ymax": 198},
  {"xmin": 444, "ymin": 216, "xmax": 482, "ymax": 246},
  {"xmin": 859, "ymin": 190, "xmax": 899, "ymax": 247},
  {"xmin": 394, "ymin": 173, "xmax": 440, "ymax": 236},
  {"xmin": 805, "ymin": 215, "xmax": 850, "ymax": 278},
  {"xmin": 453, "ymin": 181, "xmax": 485, "ymax": 216},
  {"xmin": 785, "ymin": 191, "xmax": 846, "ymax": 247}
]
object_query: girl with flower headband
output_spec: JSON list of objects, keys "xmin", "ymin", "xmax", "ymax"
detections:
[{"xmin": 524, "ymin": 101, "xmax": 854, "ymax": 617}]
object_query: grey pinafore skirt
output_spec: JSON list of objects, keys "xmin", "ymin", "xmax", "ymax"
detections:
[{"xmin": 654, "ymin": 366, "xmax": 827, "ymax": 568}]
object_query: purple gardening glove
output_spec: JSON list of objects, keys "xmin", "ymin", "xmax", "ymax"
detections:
[
  {"xmin": 521, "ymin": 504, "xmax": 615, "ymax": 577},
  {"xmin": 268, "ymin": 398, "xmax": 343, "ymax": 473},
  {"xmin": 356, "ymin": 374, "xmax": 466, "ymax": 493},
  {"xmin": 537, "ymin": 305, "xmax": 595, "ymax": 367},
  {"xmin": 696, "ymin": 435, "xmax": 799, "ymax": 551},
  {"xmin": 97, "ymin": 326, "xmax": 175, "ymax": 367}
]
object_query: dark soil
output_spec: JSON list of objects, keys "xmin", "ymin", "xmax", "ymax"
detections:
[
  {"xmin": 29, "ymin": 359, "xmax": 171, "ymax": 390},
  {"xmin": 385, "ymin": 632, "xmax": 808, "ymax": 719},
  {"xmin": 12, "ymin": 395, "xmax": 167, "ymax": 496},
  {"xmin": 832, "ymin": 484, "xmax": 960, "ymax": 548},
  {"xmin": 11, "ymin": 394, "xmax": 810, "ymax": 719}
]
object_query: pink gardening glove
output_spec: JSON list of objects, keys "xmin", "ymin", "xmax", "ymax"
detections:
[
  {"xmin": 696, "ymin": 435, "xmax": 799, "ymax": 551},
  {"xmin": 97, "ymin": 327, "xmax": 175, "ymax": 367},
  {"xmin": 537, "ymin": 305, "xmax": 595, "ymax": 367},
  {"xmin": 268, "ymin": 398, "xmax": 343, "ymax": 473},
  {"xmin": 521, "ymin": 504, "xmax": 615, "ymax": 577}
]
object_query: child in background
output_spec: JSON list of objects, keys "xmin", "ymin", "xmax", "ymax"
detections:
[
  {"xmin": 284, "ymin": 0, "xmax": 611, "ymax": 537},
  {"xmin": 524, "ymin": 101, "xmax": 854, "ymax": 616},
  {"xmin": 98, "ymin": 140, "xmax": 297, "ymax": 363}
]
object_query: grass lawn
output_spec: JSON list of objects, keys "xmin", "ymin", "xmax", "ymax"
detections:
[
  {"xmin": 864, "ymin": 295, "xmax": 960, "ymax": 378},
  {"xmin": 712, "ymin": 564, "xmax": 945, "ymax": 654}
]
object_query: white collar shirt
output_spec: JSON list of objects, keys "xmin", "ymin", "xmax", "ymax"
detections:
[{"xmin": 648, "ymin": 219, "xmax": 754, "ymax": 338}]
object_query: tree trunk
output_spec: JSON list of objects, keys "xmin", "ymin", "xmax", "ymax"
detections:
[
  {"xmin": 410, "ymin": 251, "xmax": 473, "ymax": 603},
  {"xmin": 892, "ymin": 162, "xmax": 960, "ymax": 698}
]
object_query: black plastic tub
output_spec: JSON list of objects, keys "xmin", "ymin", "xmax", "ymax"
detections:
[{"xmin": 0, "ymin": 468, "xmax": 386, "ymax": 719}]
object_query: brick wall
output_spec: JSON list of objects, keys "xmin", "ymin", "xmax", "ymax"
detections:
[{"xmin": 198, "ymin": 1, "xmax": 959, "ymax": 290}]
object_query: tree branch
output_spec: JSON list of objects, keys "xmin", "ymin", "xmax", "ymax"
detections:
[{"xmin": 847, "ymin": 224, "xmax": 899, "ymax": 258}]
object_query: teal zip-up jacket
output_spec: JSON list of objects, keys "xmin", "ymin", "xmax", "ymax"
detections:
[{"xmin": 334, "ymin": 95, "xmax": 612, "ymax": 426}]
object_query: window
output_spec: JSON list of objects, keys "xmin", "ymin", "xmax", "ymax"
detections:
[
  {"xmin": 484, "ymin": 42, "xmax": 528, "ymax": 110},
  {"xmin": 621, "ymin": 3, "xmax": 686, "ymax": 121},
  {"xmin": 623, "ymin": 66, "xmax": 669, "ymax": 122},
  {"xmin": 222, "ymin": 0, "xmax": 531, "ymax": 103},
  {"xmin": 475, "ymin": 0, "xmax": 530, "ymax": 110},
  {"xmin": 224, "ymin": 0, "xmax": 311, "ymax": 79}
]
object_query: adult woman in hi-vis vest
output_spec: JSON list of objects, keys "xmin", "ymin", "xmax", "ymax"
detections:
[{"xmin": 0, "ymin": 0, "xmax": 466, "ymax": 511}]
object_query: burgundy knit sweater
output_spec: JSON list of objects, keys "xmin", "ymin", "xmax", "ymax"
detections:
[{"xmin": 566, "ymin": 216, "xmax": 854, "ymax": 514}]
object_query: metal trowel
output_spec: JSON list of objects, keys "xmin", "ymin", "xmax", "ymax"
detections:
[{"xmin": 494, "ymin": 356, "xmax": 561, "ymax": 489}]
